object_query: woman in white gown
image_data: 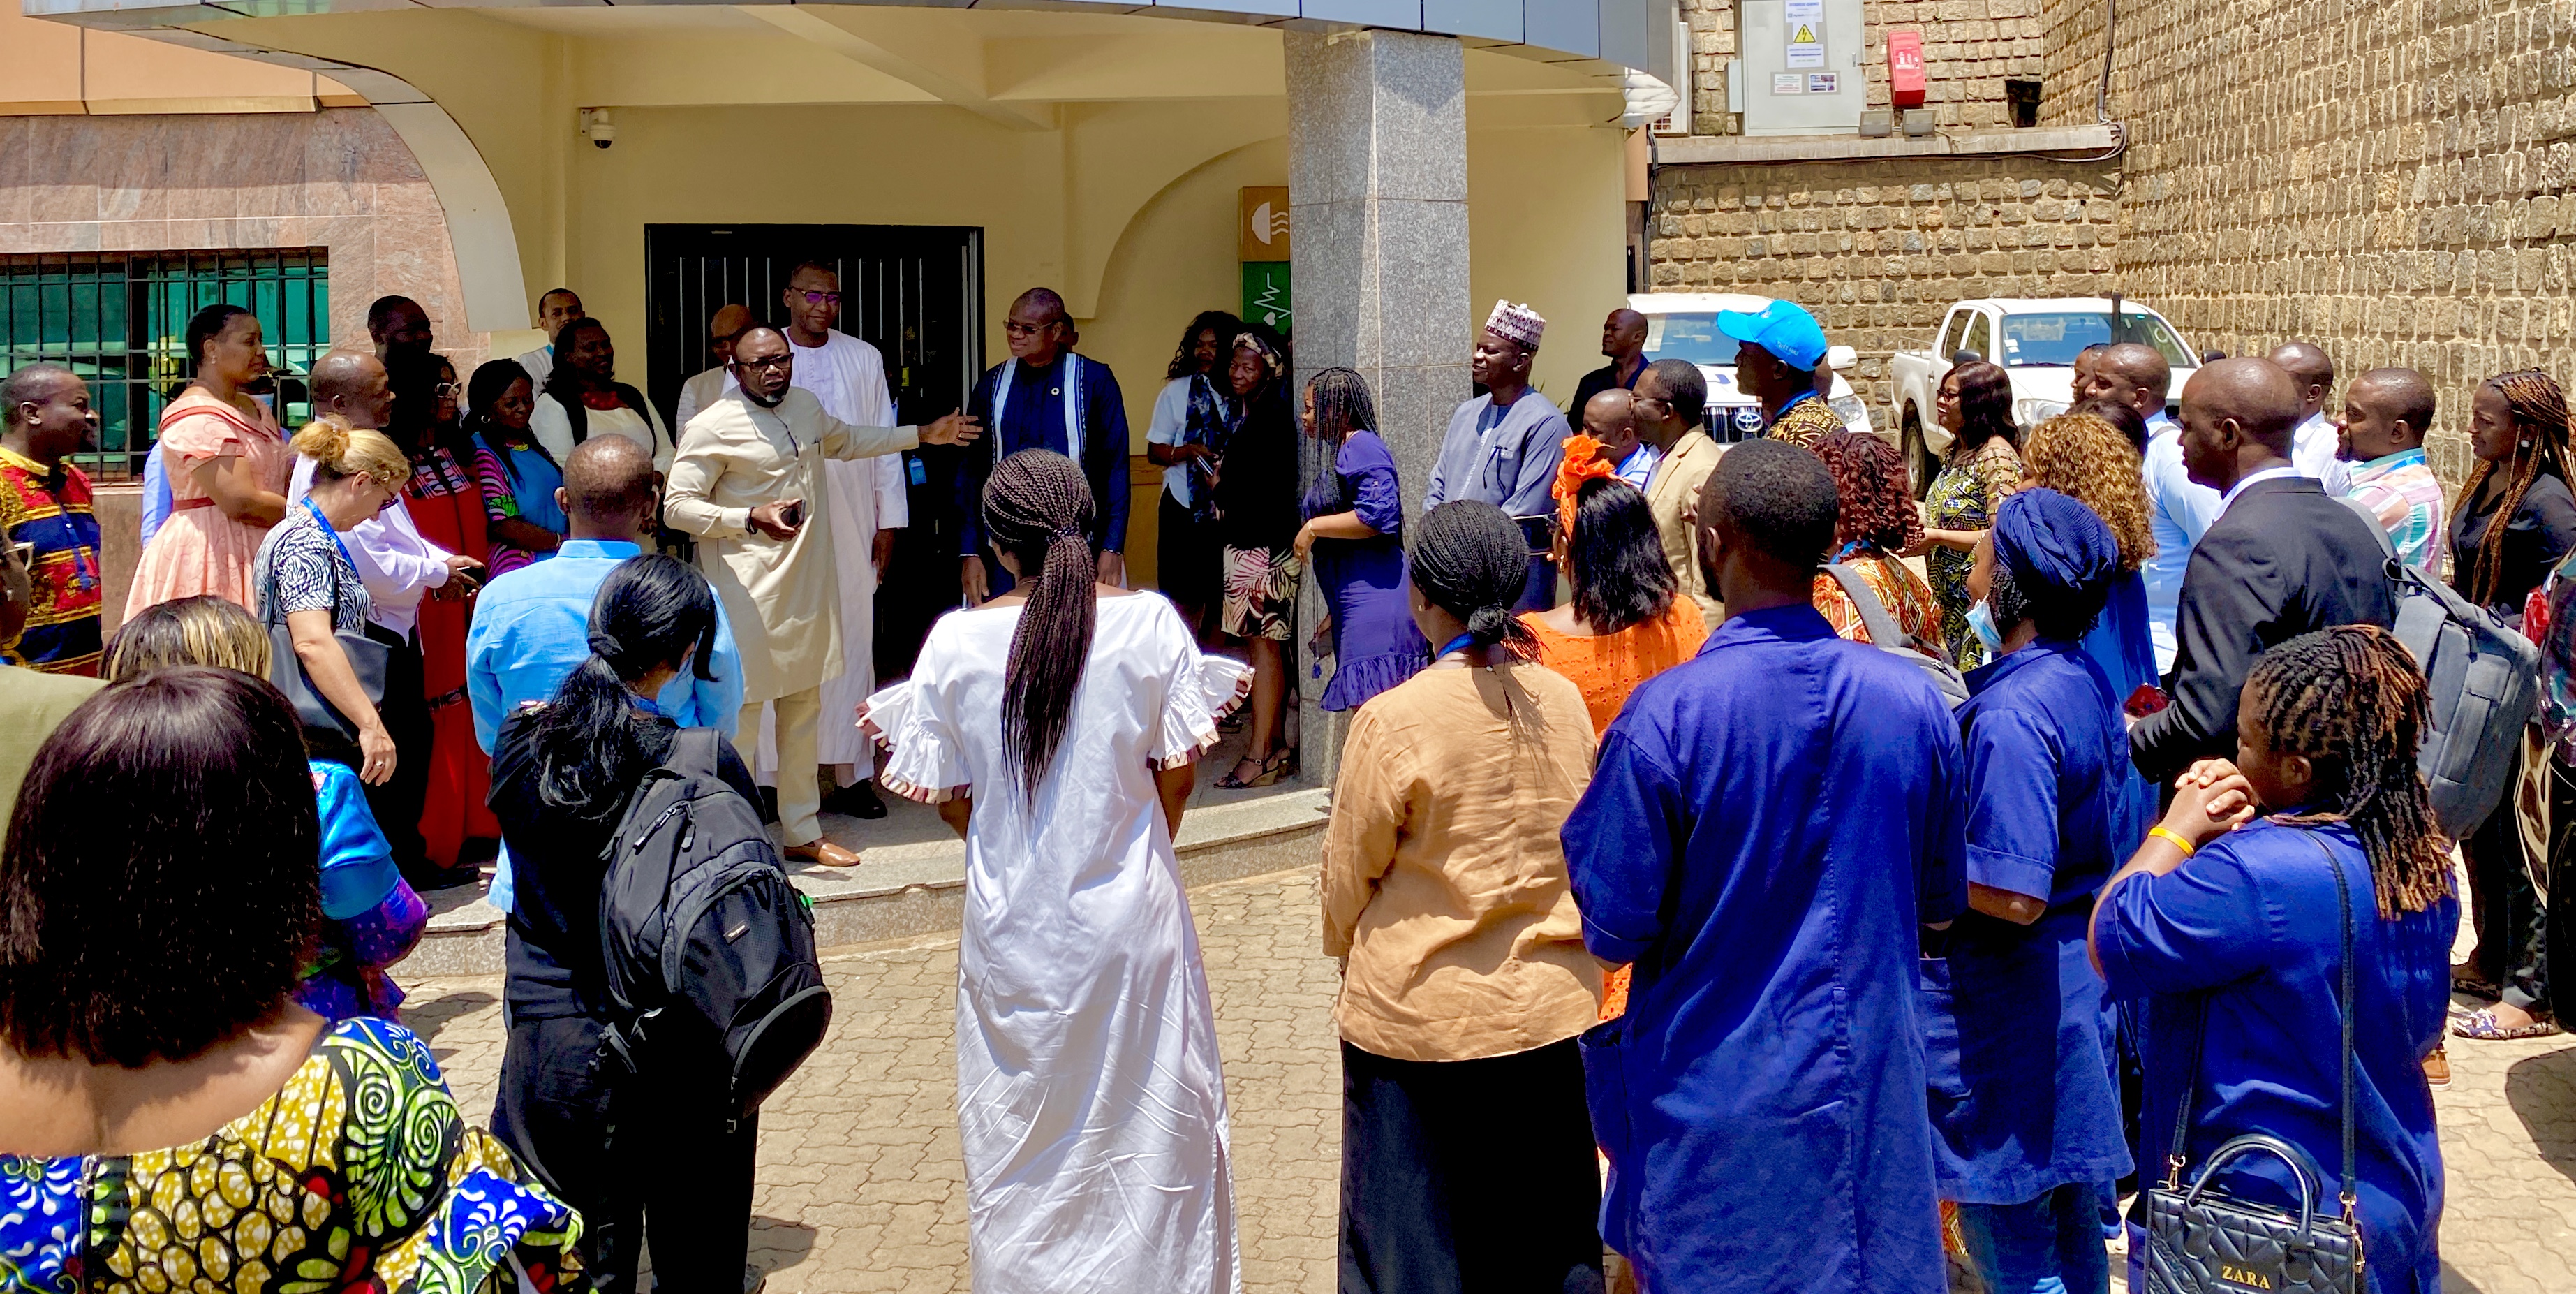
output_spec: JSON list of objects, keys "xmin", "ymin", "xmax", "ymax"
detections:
[{"xmin": 865, "ymin": 449, "xmax": 1248, "ymax": 1293}]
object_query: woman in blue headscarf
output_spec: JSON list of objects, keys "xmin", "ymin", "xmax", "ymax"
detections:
[{"xmin": 1933, "ymin": 487, "xmax": 2136, "ymax": 1294}]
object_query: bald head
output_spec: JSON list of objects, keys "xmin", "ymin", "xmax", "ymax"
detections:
[
  {"xmin": 1583, "ymin": 388, "xmax": 1640, "ymax": 462},
  {"xmin": 2079, "ymin": 342, "xmax": 2174, "ymax": 427},
  {"xmin": 1602, "ymin": 308, "xmax": 1648, "ymax": 362},
  {"xmin": 2178, "ymin": 358, "xmax": 2302, "ymax": 490},
  {"xmin": 2267, "ymin": 341, "xmax": 2336, "ymax": 420},
  {"xmin": 309, "ymin": 349, "xmax": 392, "ymax": 430},
  {"xmin": 560, "ymin": 434, "xmax": 660, "ymax": 541}
]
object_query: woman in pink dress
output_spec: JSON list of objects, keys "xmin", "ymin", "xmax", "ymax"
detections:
[{"xmin": 126, "ymin": 304, "xmax": 291, "ymax": 617}]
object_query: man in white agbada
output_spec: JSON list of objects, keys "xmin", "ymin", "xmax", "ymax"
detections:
[
  {"xmin": 674, "ymin": 302, "xmax": 754, "ymax": 433},
  {"xmin": 749, "ymin": 263, "xmax": 910, "ymax": 819},
  {"xmin": 665, "ymin": 326, "xmax": 979, "ymax": 868}
]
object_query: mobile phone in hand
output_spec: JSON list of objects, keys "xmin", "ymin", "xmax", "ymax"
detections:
[{"xmin": 779, "ymin": 499, "xmax": 806, "ymax": 529}]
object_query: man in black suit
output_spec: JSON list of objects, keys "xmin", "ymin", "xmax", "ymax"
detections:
[{"xmin": 2130, "ymin": 358, "xmax": 2397, "ymax": 786}]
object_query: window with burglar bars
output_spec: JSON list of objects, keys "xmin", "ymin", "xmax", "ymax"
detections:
[{"xmin": 0, "ymin": 249, "xmax": 331, "ymax": 480}]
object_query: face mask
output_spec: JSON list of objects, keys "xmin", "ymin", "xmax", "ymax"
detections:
[{"xmin": 1967, "ymin": 598, "xmax": 2004, "ymax": 656}]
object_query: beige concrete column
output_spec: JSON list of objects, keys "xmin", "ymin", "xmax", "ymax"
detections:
[{"xmin": 1284, "ymin": 28, "xmax": 1470, "ymax": 784}]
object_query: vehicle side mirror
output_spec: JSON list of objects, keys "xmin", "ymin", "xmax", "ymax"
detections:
[{"xmin": 1826, "ymin": 345, "xmax": 1858, "ymax": 371}]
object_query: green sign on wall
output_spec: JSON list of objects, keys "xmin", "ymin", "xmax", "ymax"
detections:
[{"xmin": 1242, "ymin": 262, "xmax": 1290, "ymax": 337}]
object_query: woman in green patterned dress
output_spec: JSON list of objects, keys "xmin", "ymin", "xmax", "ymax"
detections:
[
  {"xmin": 1910, "ymin": 360, "xmax": 2024, "ymax": 668},
  {"xmin": 0, "ymin": 667, "xmax": 580, "ymax": 1293}
]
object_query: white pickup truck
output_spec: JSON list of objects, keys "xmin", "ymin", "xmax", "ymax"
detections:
[{"xmin": 1888, "ymin": 297, "xmax": 2198, "ymax": 493}]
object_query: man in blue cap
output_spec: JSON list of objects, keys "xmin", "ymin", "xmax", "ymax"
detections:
[
  {"xmin": 1719, "ymin": 299, "xmax": 1843, "ymax": 447},
  {"xmin": 1938, "ymin": 487, "xmax": 2138, "ymax": 1294}
]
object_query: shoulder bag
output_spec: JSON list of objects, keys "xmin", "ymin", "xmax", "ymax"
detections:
[
  {"xmin": 2142, "ymin": 829, "xmax": 2363, "ymax": 1294},
  {"xmin": 265, "ymin": 501, "xmax": 392, "ymax": 740}
]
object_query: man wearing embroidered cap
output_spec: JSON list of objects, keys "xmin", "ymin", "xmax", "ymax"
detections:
[
  {"xmin": 1937, "ymin": 487, "xmax": 2137, "ymax": 1293},
  {"xmin": 1720, "ymin": 299, "xmax": 1843, "ymax": 448},
  {"xmin": 1426, "ymin": 300, "xmax": 1568, "ymax": 609}
]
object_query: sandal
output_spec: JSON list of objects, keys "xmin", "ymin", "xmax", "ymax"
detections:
[
  {"xmin": 2450, "ymin": 1007, "xmax": 2563, "ymax": 1041},
  {"xmin": 2451, "ymin": 971, "xmax": 2503, "ymax": 1001},
  {"xmin": 1216, "ymin": 749, "xmax": 1291, "ymax": 789}
]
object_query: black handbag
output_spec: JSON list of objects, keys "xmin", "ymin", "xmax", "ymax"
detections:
[
  {"xmin": 263, "ymin": 515, "xmax": 392, "ymax": 740},
  {"xmin": 2142, "ymin": 830, "xmax": 2364, "ymax": 1294}
]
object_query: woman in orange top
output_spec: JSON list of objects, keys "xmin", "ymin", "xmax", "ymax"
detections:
[
  {"xmin": 127, "ymin": 304, "xmax": 291, "ymax": 617},
  {"xmin": 1809, "ymin": 429, "xmax": 1947, "ymax": 656},
  {"xmin": 1521, "ymin": 476, "xmax": 1709, "ymax": 735}
]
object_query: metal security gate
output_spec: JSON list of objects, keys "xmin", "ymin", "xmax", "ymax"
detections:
[{"xmin": 643, "ymin": 223, "xmax": 984, "ymax": 678}]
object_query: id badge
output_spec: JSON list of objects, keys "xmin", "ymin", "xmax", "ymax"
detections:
[{"xmin": 907, "ymin": 453, "xmax": 928, "ymax": 487}]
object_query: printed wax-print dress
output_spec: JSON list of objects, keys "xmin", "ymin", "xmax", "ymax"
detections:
[
  {"xmin": 1925, "ymin": 437, "xmax": 2023, "ymax": 669},
  {"xmin": 472, "ymin": 438, "xmax": 566, "ymax": 578},
  {"xmin": 863, "ymin": 591, "xmax": 1250, "ymax": 1294},
  {"xmin": 0, "ymin": 1016, "xmax": 581, "ymax": 1293}
]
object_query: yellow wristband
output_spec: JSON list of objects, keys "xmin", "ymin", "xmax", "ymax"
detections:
[{"xmin": 2148, "ymin": 826, "xmax": 2198, "ymax": 858}]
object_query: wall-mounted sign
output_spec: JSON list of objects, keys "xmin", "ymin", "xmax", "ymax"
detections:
[
  {"xmin": 1238, "ymin": 186, "xmax": 1291, "ymax": 263},
  {"xmin": 1243, "ymin": 262, "xmax": 1290, "ymax": 336},
  {"xmin": 1772, "ymin": 73, "xmax": 1805, "ymax": 94},
  {"xmin": 1807, "ymin": 72, "xmax": 1840, "ymax": 94},
  {"xmin": 1784, "ymin": 0, "xmax": 1826, "ymax": 68}
]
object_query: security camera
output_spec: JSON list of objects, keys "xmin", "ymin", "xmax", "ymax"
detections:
[{"xmin": 581, "ymin": 109, "xmax": 616, "ymax": 149}]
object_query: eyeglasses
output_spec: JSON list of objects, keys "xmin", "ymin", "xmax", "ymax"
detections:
[
  {"xmin": 433, "ymin": 383, "xmax": 463, "ymax": 399},
  {"xmin": 737, "ymin": 355, "xmax": 793, "ymax": 371},
  {"xmin": 795, "ymin": 291, "xmax": 842, "ymax": 306},
  {"xmin": 1004, "ymin": 319, "xmax": 1065, "ymax": 338}
]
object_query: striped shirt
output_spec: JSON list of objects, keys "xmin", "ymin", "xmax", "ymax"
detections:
[{"xmin": 2345, "ymin": 447, "xmax": 2446, "ymax": 571}]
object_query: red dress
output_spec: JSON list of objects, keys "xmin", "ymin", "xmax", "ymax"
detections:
[{"xmin": 405, "ymin": 443, "xmax": 500, "ymax": 866}]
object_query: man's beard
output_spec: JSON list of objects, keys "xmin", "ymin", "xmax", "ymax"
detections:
[{"xmin": 745, "ymin": 384, "xmax": 785, "ymax": 409}]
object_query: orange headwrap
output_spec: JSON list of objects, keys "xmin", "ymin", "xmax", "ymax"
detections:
[{"xmin": 1552, "ymin": 433, "xmax": 1619, "ymax": 541}]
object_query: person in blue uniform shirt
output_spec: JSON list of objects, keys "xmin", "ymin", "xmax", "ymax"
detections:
[
  {"xmin": 1937, "ymin": 487, "xmax": 2138, "ymax": 1293},
  {"xmin": 2092, "ymin": 625, "xmax": 2457, "ymax": 1294},
  {"xmin": 957, "ymin": 287, "xmax": 1130, "ymax": 603},
  {"xmin": 1426, "ymin": 300, "xmax": 1567, "ymax": 610},
  {"xmin": 1562, "ymin": 437, "xmax": 1968, "ymax": 1294}
]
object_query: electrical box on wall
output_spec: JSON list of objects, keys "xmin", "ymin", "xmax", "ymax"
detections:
[{"xmin": 1740, "ymin": 0, "xmax": 1865, "ymax": 135}]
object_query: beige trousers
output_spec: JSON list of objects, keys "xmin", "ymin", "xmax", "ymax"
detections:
[{"xmin": 740, "ymin": 687, "xmax": 823, "ymax": 846}]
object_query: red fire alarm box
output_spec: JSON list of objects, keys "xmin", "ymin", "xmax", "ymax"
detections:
[{"xmin": 1888, "ymin": 30, "xmax": 1927, "ymax": 108}]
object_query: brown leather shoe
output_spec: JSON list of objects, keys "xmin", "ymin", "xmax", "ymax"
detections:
[
  {"xmin": 2422, "ymin": 1046, "xmax": 2452, "ymax": 1089},
  {"xmin": 783, "ymin": 839, "xmax": 863, "ymax": 869}
]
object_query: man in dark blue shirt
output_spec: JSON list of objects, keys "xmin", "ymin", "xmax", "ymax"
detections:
[{"xmin": 958, "ymin": 288, "xmax": 1130, "ymax": 602}]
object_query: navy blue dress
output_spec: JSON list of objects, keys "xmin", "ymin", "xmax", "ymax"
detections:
[
  {"xmin": 1305, "ymin": 431, "xmax": 1428, "ymax": 711},
  {"xmin": 1930, "ymin": 640, "xmax": 2135, "ymax": 1205},
  {"xmin": 1563, "ymin": 604, "xmax": 1967, "ymax": 1293},
  {"xmin": 2096, "ymin": 818, "xmax": 2457, "ymax": 1294}
]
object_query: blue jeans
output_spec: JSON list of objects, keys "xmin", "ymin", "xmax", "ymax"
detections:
[{"xmin": 1955, "ymin": 1182, "xmax": 2114, "ymax": 1294}]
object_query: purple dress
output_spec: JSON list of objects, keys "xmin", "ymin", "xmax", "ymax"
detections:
[{"xmin": 1307, "ymin": 431, "xmax": 1430, "ymax": 710}]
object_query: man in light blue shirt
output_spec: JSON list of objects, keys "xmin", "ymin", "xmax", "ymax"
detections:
[
  {"xmin": 467, "ymin": 436, "xmax": 743, "ymax": 911},
  {"xmin": 2084, "ymin": 343, "xmax": 2216, "ymax": 672}
]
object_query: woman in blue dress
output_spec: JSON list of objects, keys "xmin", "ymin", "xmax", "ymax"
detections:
[
  {"xmin": 1291, "ymin": 367, "xmax": 1430, "ymax": 713},
  {"xmin": 2092, "ymin": 625, "xmax": 2459, "ymax": 1294}
]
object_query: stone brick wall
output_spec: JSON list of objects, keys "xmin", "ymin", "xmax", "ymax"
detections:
[
  {"xmin": 1648, "ymin": 154, "xmax": 2119, "ymax": 411},
  {"xmin": 1680, "ymin": 0, "xmax": 2047, "ymax": 135},
  {"xmin": 2057, "ymin": 0, "xmax": 2576, "ymax": 478}
]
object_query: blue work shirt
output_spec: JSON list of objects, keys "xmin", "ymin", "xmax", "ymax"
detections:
[
  {"xmin": 2096, "ymin": 818, "xmax": 2456, "ymax": 1294},
  {"xmin": 1928, "ymin": 640, "xmax": 2135, "ymax": 1205},
  {"xmin": 1563, "ymin": 603, "xmax": 1967, "ymax": 1294},
  {"xmin": 465, "ymin": 538, "xmax": 744, "ymax": 912}
]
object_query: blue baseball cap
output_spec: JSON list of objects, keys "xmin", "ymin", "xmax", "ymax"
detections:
[{"xmin": 1717, "ymin": 300, "xmax": 1830, "ymax": 371}]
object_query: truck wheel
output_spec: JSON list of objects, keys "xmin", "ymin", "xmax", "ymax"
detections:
[{"xmin": 1902, "ymin": 412, "xmax": 1936, "ymax": 501}]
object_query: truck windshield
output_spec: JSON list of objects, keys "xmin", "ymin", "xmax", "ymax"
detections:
[
  {"xmin": 1641, "ymin": 314, "xmax": 1742, "ymax": 367},
  {"xmin": 1997, "ymin": 312, "xmax": 2191, "ymax": 368}
]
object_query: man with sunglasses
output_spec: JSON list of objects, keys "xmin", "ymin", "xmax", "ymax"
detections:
[{"xmin": 956, "ymin": 287, "xmax": 1132, "ymax": 603}]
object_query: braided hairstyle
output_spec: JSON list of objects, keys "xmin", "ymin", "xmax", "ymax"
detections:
[
  {"xmin": 1407, "ymin": 501, "xmax": 1539, "ymax": 661},
  {"xmin": 983, "ymin": 450, "xmax": 1100, "ymax": 801},
  {"xmin": 523, "ymin": 553, "xmax": 720, "ymax": 821},
  {"xmin": 2457, "ymin": 369, "xmax": 2574, "ymax": 608},
  {"xmin": 2242, "ymin": 625, "xmax": 2452, "ymax": 918},
  {"xmin": 1302, "ymin": 367, "xmax": 1380, "ymax": 518}
]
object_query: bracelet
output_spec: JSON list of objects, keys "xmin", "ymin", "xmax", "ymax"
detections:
[{"xmin": 2148, "ymin": 826, "xmax": 2198, "ymax": 858}]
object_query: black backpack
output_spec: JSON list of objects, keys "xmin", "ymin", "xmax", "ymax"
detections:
[{"xmin": 596, "ymin": 728, "xmax": 832, "ymax": 1118}]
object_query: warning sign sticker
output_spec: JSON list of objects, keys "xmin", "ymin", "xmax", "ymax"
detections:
[{"xmin": 1785, "ymin": 0, "xmax": 1826, "ymax": 68}]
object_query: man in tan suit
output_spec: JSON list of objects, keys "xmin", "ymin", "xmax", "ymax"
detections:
[
  {"xmin": 1635, "ymin": 358, "xmax": 1724, "ymax": 627},
  {"xmin": 665, "ymin": 326, "xmax": 978, "ymax": 867}
]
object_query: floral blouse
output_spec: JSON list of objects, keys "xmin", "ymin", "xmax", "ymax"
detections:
[
  {"xmin": 1812, "ymin": 550, "xmax": 1947, "ymax": 657},
  {"xmin": 1925, "ymin": 437, "xmax": 2022, "ymax": 669}
]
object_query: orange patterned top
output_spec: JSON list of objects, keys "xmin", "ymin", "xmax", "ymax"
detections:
[
  {"xmin": 1812, "ymin": 551, "xmax": 1948, "ymax": 656},
  {"xmin": 1521, "ymin": 598, "xmax": 1711, "ymax": 737}
]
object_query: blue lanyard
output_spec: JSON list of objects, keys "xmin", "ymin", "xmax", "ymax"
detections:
[
  {"xmin": 302, "ymin": 496, "xmax": 359, "ymax": 572},
  {"xmin": 1437, "ymin": 631, "xmax": 1479, "ymax": 659}
]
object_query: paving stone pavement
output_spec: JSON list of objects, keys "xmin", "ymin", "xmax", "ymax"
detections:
[{"xmin": 398, "ymin": 865, "xmax": 2575, "ymax": 1293}]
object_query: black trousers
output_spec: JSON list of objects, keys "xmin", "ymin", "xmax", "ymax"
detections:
[
  {"xmin": 2465, "ymin": 735, "xmax": 2552, "ymax": 1014},
  {"xmin": 493, "ymin": 1013, "xmax": 758, "ymax": 1294},
  {"xmin": 1157, "ymin": 490, "xmax": 1222, "ymax": 630},
  {"xmin": 1339, "ymin": 1038, "xmax": 1604, "ymax": 1294},
  {"xmin": 302, "ymin": 631, "xmax": 429, "ymax": 877}
]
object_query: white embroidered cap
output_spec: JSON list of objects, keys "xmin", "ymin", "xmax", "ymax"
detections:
[{"xmin": 1483, "ymin": 300, "xmax": 1546, "ymax": 351}]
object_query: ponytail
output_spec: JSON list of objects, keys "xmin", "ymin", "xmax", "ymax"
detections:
[
  {"xmin": 982, "ymin": 450, "xmax": 1100, "ymax": 801},
  {"xmin": 1409, "ymin": 500, "xmax": 1539, "ymax": 661},
  {"xmin": 525, "ymin": 554, "xmax": 721, "ymax": 817}
]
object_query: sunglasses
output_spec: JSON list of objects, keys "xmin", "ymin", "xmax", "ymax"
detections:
[
  {"xmin": 794, "ymin": 291, "xmax": 843, "ymax": 306},
  {"xmin": 1004, "ymin": 319, "xmax": 1065, "ymax": 338},
  {"xmin": 433, "ymin": 382, "xmax": 463, "ymax": 399},
  {"xmin": 738, "ymin": 354, "xmax": 794, "ymax": 371}
]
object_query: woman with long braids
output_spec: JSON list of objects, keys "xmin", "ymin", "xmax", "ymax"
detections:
[
  {"xmin": 1322, "ymin": 499, "xmax": 1605, "ymax": 1292},
  {"xmin": 2092, "ymin": 626, "xmax": 2457, "ymax": 1294},
  {"xmin": 1291, "ymin": 367, "xmax": 1429, "ymax": 714},
  {"xmin": 487, "ymin": 552, "xmax": 760, "ymax": 1290},
  {"xmin": 2447, "ymin": 369, "xmax": 2576, "ymax": 1041},
  {"xmin": 1911, "ymin": 360, "xmax": 2022, "ymax": 668},
  {"xmin": 864, "ymin": 449, "xmax": 1247, "ymax": 1293}
]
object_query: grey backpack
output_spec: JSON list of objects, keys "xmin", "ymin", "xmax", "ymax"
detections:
[
  {"xmin": 1824, "ymin": 562, "xmax": 1971, "ymax": 707},
  {"xmin": 2339, "ymin": 497, "xmax": 2540, "ymax": 838}
]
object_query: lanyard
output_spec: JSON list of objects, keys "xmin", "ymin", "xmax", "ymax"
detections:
[
  {"xmin": 302, "ymin": 496, "xmax": 359, "ymax": 573},
  {"xmin": 990, "ymin": 355, "xmax": 1084, "ymax": 465},
  {"xmin": 1437, "ymin": 631, "xmax": 1479, "ymax": 660}
]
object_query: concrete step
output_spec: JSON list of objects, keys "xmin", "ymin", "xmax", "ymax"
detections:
[{"xmin": 396, "ymin": 785, "xmax": 1329, "ymax": 976}]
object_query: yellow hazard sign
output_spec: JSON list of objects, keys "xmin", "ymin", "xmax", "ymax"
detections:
[{"xmin": 1791, "ymin": 23, "xmax": 1816, "ymax": 43}]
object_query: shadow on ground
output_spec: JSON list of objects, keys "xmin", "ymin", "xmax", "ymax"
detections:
[{"xmin": 2505, "ymin": 1044, "xmax": 2576, "ymax": 1185}]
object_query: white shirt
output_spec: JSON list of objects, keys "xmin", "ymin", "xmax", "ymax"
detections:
[
  {"xmin": 1145, "ymin": 376, "xmax": 1197, "ymax": 507},
  {"xmin": 529, "ymin": 394, "xmax": 672, "ymax": 474},
  {"xmin": 515, "ymin": 346, "xmax": 554, "ymax": 390},
  {"xmin": 286, "ymin": 453, "xmax": 452, "ymax": 638},
  {"xmin": 2292, "ymin": 411, "xmax": 2353, "ymax": 495},
  {"xmin": 790, "ymin": 330, "xmax": 908, "ymax": 533},
  {"xmin": 676, "ymin": 365, "xmax": 735, "ymax": 434},
  {"xmin": 2220, "ymin": 463, "xmax": 2307, "ymax": 511},
  {"xmin": 2141, "ymin": 412, "xmax": 2223, "ymax": 674}
]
